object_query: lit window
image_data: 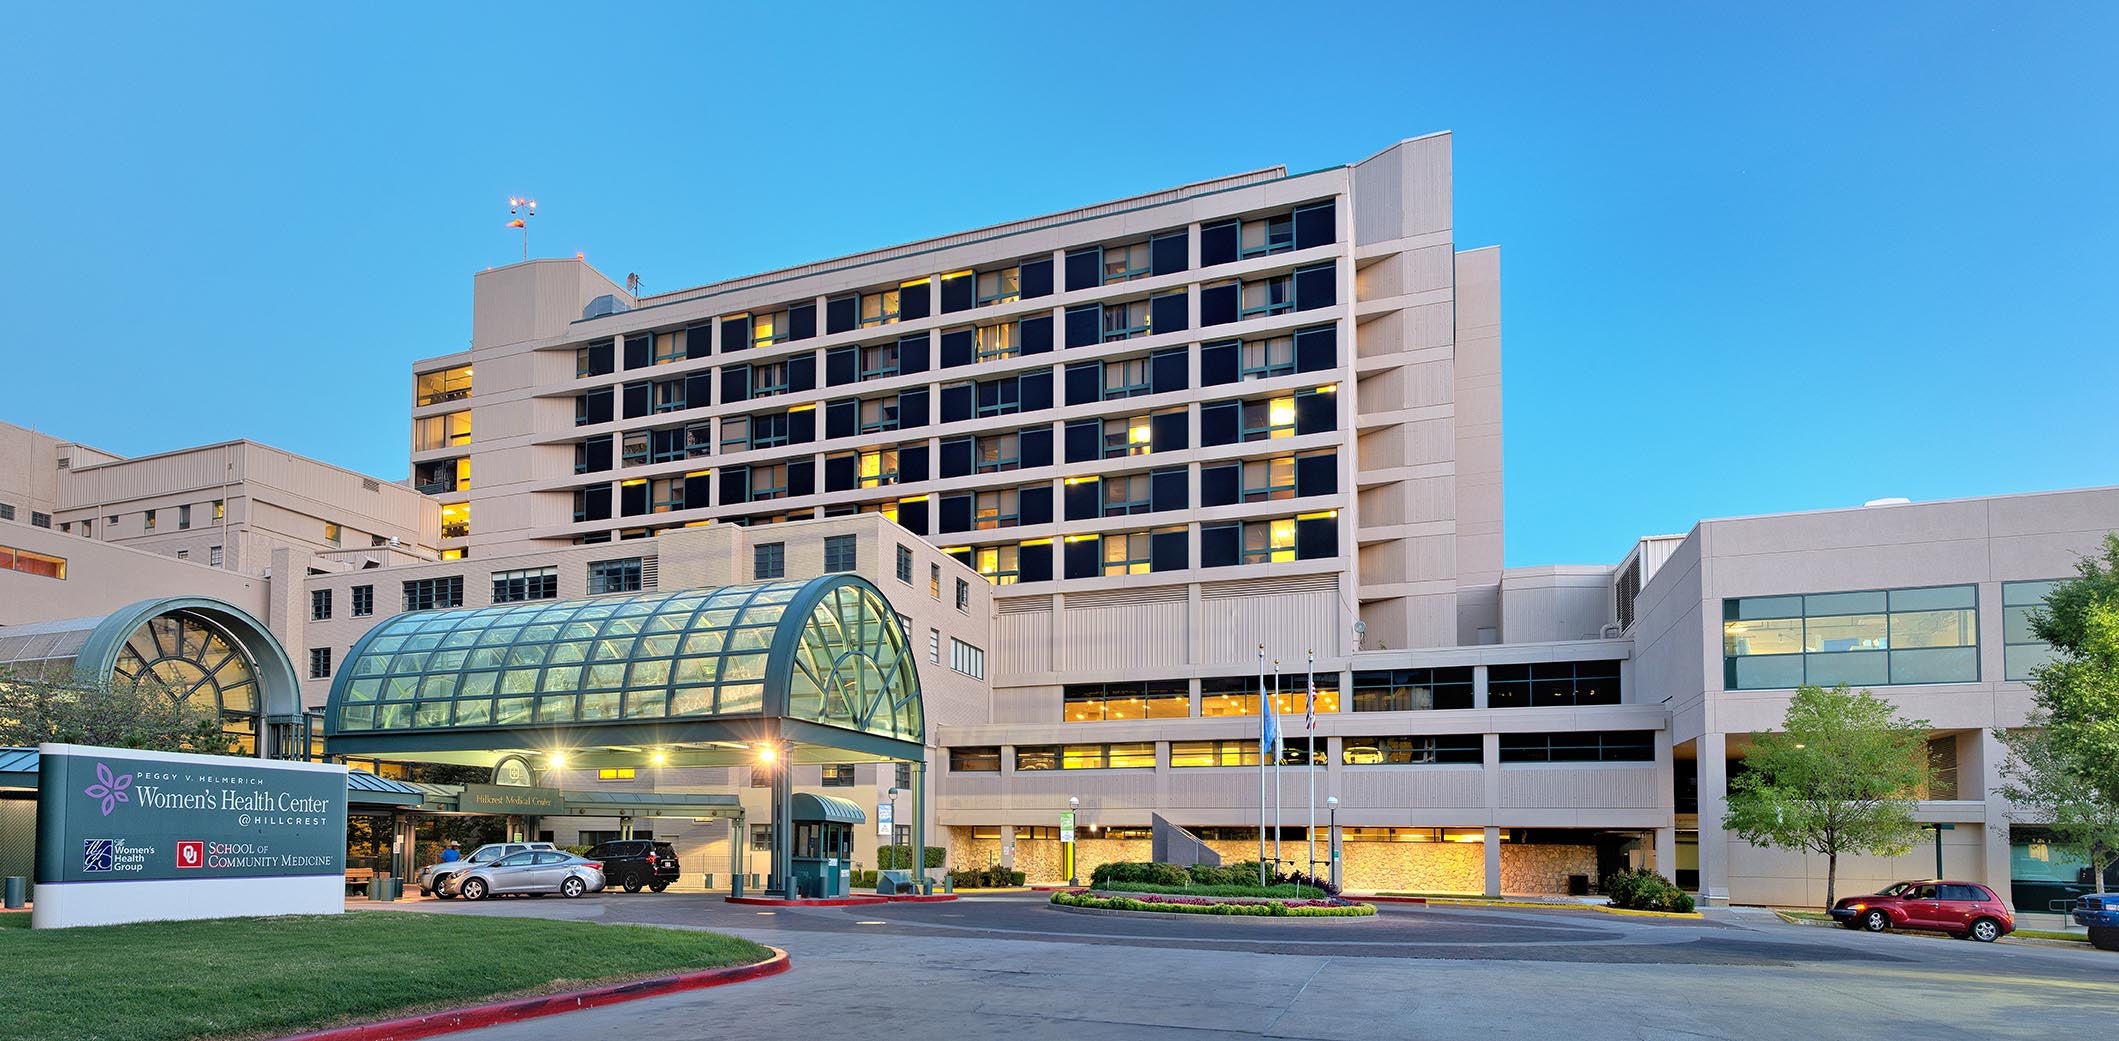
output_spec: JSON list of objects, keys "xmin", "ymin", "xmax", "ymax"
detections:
[
  {"xmin": 1103, "ymin": 416, "xmax": 1154, "ymax": 458},
  {"xmin": 976, "ymin": 266, "xmax": 1021, "ymax": 306},
  {"xmin": 860, "ymin": 288, "xmax": 901, "ymax": 328},
  {"xmin": 0, "ymin": 544, "xmax": 68, "ymax": 580},
  {"xmin": 1243, "ymin": 519, "xmax": 1298, "ymax": 564},
  {"xmin": 1242, "ymin": 457, "xmax": 1297, "ymax": 501},
  {"xmin": 441, "ymin": 503, "xmax": 470, "ymax": 539},
  {"xmin": 598, "ymin": 768, "xmax": 637, "ymax": 781},
  {"xmin": 975, "ymin": 489, "xmax": 1019, "ymax": 530},
  {"xmin": 1099, "ymin": 532, "xmax": 1155, "ymax": 576},
  {"xmin": 324, "ymin": 522, "xmax": 342, "ymax": 545},
  {"xmin": 415, "ymin": 410, "xmax": 473, "ymax": 451},
  {"xmin": 976, "ymin": 322, "xmax": 1019, "ymax": 361},
  {"xmin": 976, "ymin": 545, "xmax": 1019, "ymax": 585},
  {"xmin": 859, "ymin": 448, "xmax": 898, "ymax": 488},
  {"xmin": 415, "ymin": 365, "xmax": 473, "ymax": 406}
]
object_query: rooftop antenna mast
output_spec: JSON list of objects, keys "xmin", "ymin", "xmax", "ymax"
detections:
[{"xmin": 507, "ymin": 196, "xmax": 537, "ymax": 260}]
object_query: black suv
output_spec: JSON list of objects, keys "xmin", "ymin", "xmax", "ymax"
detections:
[{"xmin": 586, "ymin": 840, "xmax": 680, "ymax": 893}]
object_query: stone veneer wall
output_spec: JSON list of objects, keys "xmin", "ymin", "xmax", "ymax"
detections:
[
  {"xmin": 951, "ymin": 834, "xmax": 1596, "ymax": 894},
  {"xmin": 1499, "ymin": 844, "xmax": 1599, "ymax": 895}
]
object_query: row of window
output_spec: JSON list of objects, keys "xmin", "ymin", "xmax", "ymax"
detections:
[
  {"xmin": 946, "ymin": 730, "xmax": 1655, "ymax": 771},
  {"xmin": 567, "ymin": 330, "xmax": 1340, "ymax": 466},
  {"xmin": 1725, "ymin": 584, "xmax": 1984, "ymax": 688},
  {"xmin": 942, "ymin": 513, "xmax": 1339, "ymax": 584},
  {"xmin": 574, "ymin": 387, "xmax": 1338, "ymax": 520},
  {"xmin": 1051, "ymin": 662, "xmax": 1623, "ymax": 720},
  {"xmin": 312, "ymin": 558, "xmax": 654, "ymax": 624},
  {"xmin": 569, "ymin": 200, "xmax": 1339, "ymax": 380}
]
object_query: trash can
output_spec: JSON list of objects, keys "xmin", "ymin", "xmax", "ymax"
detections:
[
  {"xmin": 837, "ymin": 867, "xmax": 851, "ymax": 898},
  {"xmin": 388, "ymin": 877, "xmax": 403, "ymax": 901},
  {"xmin": 1568, "ymin": 874, "xmax": 1592, "ymax": 896},
  {"xmin": 366, "ymin": 877, "xmax": 385, "ymax": 901},
  {"xmin": 3, "ymin": 876, "xmax": 26, "ymax": 908}
]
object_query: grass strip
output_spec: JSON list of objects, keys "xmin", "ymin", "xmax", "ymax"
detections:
[{"xmin": 0, "ymin": 910, "xmax": 767, "ymax": 1041}]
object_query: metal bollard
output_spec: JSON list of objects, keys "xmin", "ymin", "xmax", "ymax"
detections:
[{"xmin": 4, "ymin": 876, "xmax": 26, "ymax": 908}]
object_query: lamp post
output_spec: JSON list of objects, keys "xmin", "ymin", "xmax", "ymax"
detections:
[
  {"xmin": 507, "ymin": 197, "xmax": 537, "ymax": 261},
  {"xmin": 1066, "ymin": 796, "xmax": 1079, "ymax": 887},
  {"xmin": 1326, "ymin": 796, "xmax": 1341, "ymax": 892}
]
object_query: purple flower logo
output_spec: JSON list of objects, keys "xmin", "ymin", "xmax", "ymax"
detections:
[{"xmin": 84, "ymin": 762, "xmax": 133, "ymax": 816}]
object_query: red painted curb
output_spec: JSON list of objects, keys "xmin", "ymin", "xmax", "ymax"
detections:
[
  {"xmin": 275, "ymin": 948, "xmax": 790, "ymax": 1041},
  {"xmin": 885, "ymin": 893, "xmax": 959, "ymax": 902},
  {"xmin": 725, "ymin": 895, "xmax": 889, "ymax": 907},
  {"xmin": 1359, "ymin": 896, "xmax": 1429, "ymax": 905}
]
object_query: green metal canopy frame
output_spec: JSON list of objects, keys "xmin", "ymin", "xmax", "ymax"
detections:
[{"xmin": 323, "ymin": 575, "xmax": 925, "ymax": 767}]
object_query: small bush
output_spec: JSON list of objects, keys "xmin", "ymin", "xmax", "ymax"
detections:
[
  {"xmin": 947, "ymin": 866, "xmax": 1027, "ymax": 888},
  {"xmin": 876, "ymin": 845, "xmax": 946, "ymax": 870},
  {"xmin": 1600, "ymin": 868, "xmax": 1696, "ymax": 913},
  {"xmin": 851, "ymin": 870, "xmax": 878, "ymax": 890},
  {"xmin": 1090, "ymin": 861, "xmax": 1190, "ymax": 888}
]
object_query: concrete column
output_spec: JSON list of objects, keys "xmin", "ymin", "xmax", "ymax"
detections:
[
  {"xmin": 1471, "ymin": 665, "xmax": 1490, "ymax": 709},
  {"xmin": 1655, "ymin": 827, "xmax": 1677, "ymax": 878},
  {"xmin": 1697, "ymin": 731, "xmax": 1730, "ymax": 905},
  {"xmin": 1000, "ymin": 824, "xmax": 1016, "ymax": 870},
  {"xmin": 1483, "ymin": 826, "xmax": 1502, "ymax": 897},
  {"xmin": 1974, "ymin": 728, "xmax": 2015, "ymax": 906}
]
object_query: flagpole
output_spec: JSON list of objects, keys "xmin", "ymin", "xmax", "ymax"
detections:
[
  {"xmin": 1272, "ymin": 659, "xmax": 1282, "ymax": 874},
  {"xmin": 1306, "ymin": 649, "xmax": 1316, "ymax": 879},
  {"xmin": 1256, "ymin": 644, "xmax": 1267, "ymax": 887}
]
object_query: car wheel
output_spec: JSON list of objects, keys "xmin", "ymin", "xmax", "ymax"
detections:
[
  {"xmin": 563, "ymin": 876, "xmax": 587, "ymax": 898},
  {"xmin": 433, "ymin": 876, "xmax": 452, "ymax": 898},
  {"xmin": 649, "ymin": 882, "xmax": 669, "ymax": 893},
  {"xmin": 461, "ymin": 878, "xmax": 487, "ymax": 902},
  {"xmin": 2089, "ymin": 927, "xmax": 2119, "ymax": 952},
  {"xmin": 1861, "ymin": 909, "xmax": 1890, "ymax": 932},
  {"xmin": 623, "ymin": 876, "xmax": 643, "ymax": 893},
  {"xmin": 1968, "ymin": 918, "xmax": 2002, "ymax": 943}
]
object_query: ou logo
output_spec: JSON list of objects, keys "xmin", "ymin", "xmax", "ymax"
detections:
[{"xmin": 177, "ymin": 841, "xmax": 205, "ymax": 868}]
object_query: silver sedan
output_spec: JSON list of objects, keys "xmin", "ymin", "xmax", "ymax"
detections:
[{"xmin": 444, "ymin": 850, "xmax": 607, "ymax": 900}]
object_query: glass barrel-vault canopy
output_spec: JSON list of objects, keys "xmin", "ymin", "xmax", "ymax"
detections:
[{"xmin": 324, "ymin": 575, "xmax": 923, "ymax": 763}]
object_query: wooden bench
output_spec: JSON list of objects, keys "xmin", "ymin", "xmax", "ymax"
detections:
[{"xmin": 345, "ymin": 867, "xmax": 377, "ymax": 895}]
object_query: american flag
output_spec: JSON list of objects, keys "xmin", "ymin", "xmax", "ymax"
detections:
[{"xmin": 1304, "ymin": 673, "xmax": 1317, "ymax": 731}]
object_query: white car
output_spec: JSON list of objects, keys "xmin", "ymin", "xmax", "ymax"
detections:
[
  {"xmin": 419, "ymin": 841, "xmax": 555, "ymax": 898},
  {"xmin": 445, "ymin": 850, "xmax": 607, "ymax": 900}
]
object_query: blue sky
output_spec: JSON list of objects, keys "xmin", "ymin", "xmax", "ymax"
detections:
[{"xmin": 2, "ymin": 4, "xmax": 2113, "ymax": 565}]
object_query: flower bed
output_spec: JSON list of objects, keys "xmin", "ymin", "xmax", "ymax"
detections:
[{"xmin": 1053, "ymin": 890, "xmax": 1376, "ymax": 917}]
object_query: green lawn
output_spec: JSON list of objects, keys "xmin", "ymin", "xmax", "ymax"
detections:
[
  {"xmin": 1100, "ymin": 881, "xmax": 1332, "ymax": 899},
  {"xmin": 0, "ymin": 910, "xmax": 768, "ymax": 1041}
]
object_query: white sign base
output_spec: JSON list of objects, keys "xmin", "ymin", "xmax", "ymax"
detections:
[{"xmin": 32, "ymin": 875, "xmax": 344, "ymax": 929}]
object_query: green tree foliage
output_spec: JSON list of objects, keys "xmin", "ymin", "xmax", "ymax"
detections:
[
  {"xmin": 1998, "ymin": 533, "xmax": 2119, "ymax": 892},
  {"xmin": 0, "ymin": 666, "xmax": 231, "ymax": 754},
  {"xmin": 1722, "ymin": 684, "xmax": 1929, "ymax": 908}
]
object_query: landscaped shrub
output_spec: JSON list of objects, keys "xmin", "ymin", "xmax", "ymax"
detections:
[
  {"xmin": 947, "ymin": 866, "xmax": 1028, "ymax": 888},
  {"xmin": 876, "ymin": 845, "xmax": 947, "ymax": 870},
  {"xmin": 1052, "ymin": 891, "xmax": 1376, "ymax": 917},
  {"xmin": 1600, "ymin": 868, "xmax": 1696, "ymax": 913},
  {"xmin": 851, "ymin": 870, "xmax": 879, "ymax": 890},
  {"xmin": 1271, "ymin": 867, "xmax": 1341, "ymax": 898},
  {"xmin": 1090, "ymin": 861, "xmax": 1190, "ymax": 887},
  {"xmin": 1186, "ymin": 862, "xmax": 1267, "ymax": 888}
]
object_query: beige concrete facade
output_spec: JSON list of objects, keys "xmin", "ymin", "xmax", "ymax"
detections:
[{"xmin": 7, "ymin": 132, "xmax": 2116, "ymax": 903}]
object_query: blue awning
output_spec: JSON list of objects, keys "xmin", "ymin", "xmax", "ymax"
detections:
[{"xmin": 790, "ymin": 791, "xmax": 865, "ymax": 824}]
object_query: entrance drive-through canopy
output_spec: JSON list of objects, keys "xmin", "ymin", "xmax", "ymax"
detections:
[{"xmin": 323, "ymin": 575, "xmax": 925, "ymax": 769}]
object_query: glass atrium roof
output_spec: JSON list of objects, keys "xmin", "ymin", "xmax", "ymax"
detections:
[{"xmin": 324, "ymin": 575, "xmax": 923, "ymax": 762}]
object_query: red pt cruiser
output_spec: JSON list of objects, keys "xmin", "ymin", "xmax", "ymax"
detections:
[{"xmin": 1829, "ymin": 880, "xmax": 2014, "ymax": 942}]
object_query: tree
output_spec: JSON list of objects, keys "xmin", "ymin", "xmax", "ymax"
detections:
[
  {"xmin": 1997, "ymin": 726, "xmax": 2119, "ymax": 894},
  {"xmin": 0, "ymin": 666, "xmax": 233, "ymax": 754},
  {"xmin": 1722, "ymin": 684, "xmax": 1930, "ymax": 909},
  {"xmin": 1997, "ymin": 532, "xmax": 2119, "ymax": 893}
]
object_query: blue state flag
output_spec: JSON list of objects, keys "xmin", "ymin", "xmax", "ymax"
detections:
[{"xmin": 1261, "ymin": 689, "xmax": 1280, "ymax": 758}]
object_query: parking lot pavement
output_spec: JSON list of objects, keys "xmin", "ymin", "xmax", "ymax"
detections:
[{"xmin": 392, "ymin": 892, "xmax": 2119, "ymax": 1040}]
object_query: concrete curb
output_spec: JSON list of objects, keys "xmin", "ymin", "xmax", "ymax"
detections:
[
  {"xmin": 724, "ymin": 894, "xmax": 960, "ymax": 907},
  {"xmin": 274, "ymin": 947, "xmax": 790, "ymax": 1041},
  {"xmin": 1422, "ymin": 898, "xmax": 1702, "ymax": 920}
]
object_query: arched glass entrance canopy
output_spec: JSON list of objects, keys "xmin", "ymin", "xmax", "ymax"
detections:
[
  {"xmin": 324, "ymin": 575, "xmax": 924, "ymax": 769},
  {"xmin": 0, "ymin": 596, "xmax": 303, "ymax": 757}
]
